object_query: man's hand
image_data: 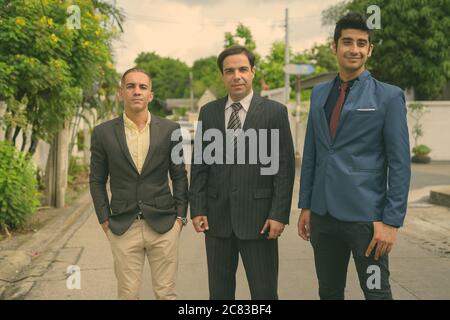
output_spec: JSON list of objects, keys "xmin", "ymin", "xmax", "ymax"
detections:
[
  {"xmin": 298, "ymin": 209, "xmax": 311, "ymax": 241},
  {"xmin": 365, "ymin": 222, "xmax": 398, "ymax": 260},
  {"xmin": 101, "ymin": 220, "xmax": 109, "ymax": 234},
  {"xmin": 192, "ymin": 215, "xmax": 209, "ymax": 233},
  {"xmin": 260, "ymin": 219, "xmax": 285, "ymax": 240},
  {"xmin": 176, "ymin": 218, "xmax": 184, "ymax": 229}
]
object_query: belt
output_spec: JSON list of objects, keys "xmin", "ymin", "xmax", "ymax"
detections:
[{"xmin": 136, "ymin": 211, "xmax": 144, "ymax": 220}]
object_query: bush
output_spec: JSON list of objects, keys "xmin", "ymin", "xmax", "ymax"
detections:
[
  {"xmin": 0, "ymin": 141, "xmax": 40, "ymax": 229},
  {"xmin": 68, "ymin": 156, "xmax": 88, "ymax": 185},
  {"xmin": 412, "ymin": 144, "xmax": 431, "ymax": 156}
]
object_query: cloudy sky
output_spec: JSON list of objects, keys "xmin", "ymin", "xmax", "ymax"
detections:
[{"xmin": 112, "ymin": 0, "xmax": 342, "ymax": 73}]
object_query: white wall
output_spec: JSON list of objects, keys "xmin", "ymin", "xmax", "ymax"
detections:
[
  {"xmin": 407, "ymin": 101, "xmax": 450, "ymax": 161},
  {"xmin": 290, "ymin": 101, "xmax": 450, "ymax": 161}
]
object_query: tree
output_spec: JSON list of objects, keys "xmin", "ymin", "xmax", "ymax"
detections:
[
  {"xmin": 0, "ymin": 0, "xmax": 123, "ymax": 153},
  {"xmin": 321, "ymin": 0, "xmax": 350, "ymax": 27},
  {"xmin": 135, "ymin": 52, "xmax": 190, "ymax": 116},
  {"xmin": 259, "ymin": 41, "xmax": 292, "ymax": 90},
  {"xmin": 322, "ymin": 0, "xmax": 450, "ymax": 99},
  {"xmin": 305, "ymin": 43, "xmax": 339, "ymax": 73},
  {"xmin": 191, "ymin": 56, "xmax": 226, "ymax": 98},
  {"xmin": 224, "ymin": 23, "xmax": 257, "ymax": 52}
]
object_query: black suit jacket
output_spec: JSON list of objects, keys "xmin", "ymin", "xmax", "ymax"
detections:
[
  {"xmin": 89, "ymin": 115, "xmax": 188, "ymax": 236},
  {"xmin": 189, "ymin": 94, "xmax": 295, "ymax": 240}
]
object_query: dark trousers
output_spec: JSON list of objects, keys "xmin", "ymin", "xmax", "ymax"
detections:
[
  {"xmin": 205, "ymin": 233, "xmax": 279, "ymax": 300},
  {"xmin": 310, "ymin": 212, "xmax": 393, "ymax": 300}
]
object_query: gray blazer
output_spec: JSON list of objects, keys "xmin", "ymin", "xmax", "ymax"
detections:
[{"xmin": 89, "ymin": 115, "xmax": 188, "ymax": 235}]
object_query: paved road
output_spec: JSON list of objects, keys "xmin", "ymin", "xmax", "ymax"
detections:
[{"xmin": 19, "ymin": 163, "xmax": 450, "ymax": 300}]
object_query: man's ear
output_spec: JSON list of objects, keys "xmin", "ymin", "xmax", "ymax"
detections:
[
  {"xmin": 331, "ymin": 41, "xmax": 337, "ymax": 54},
  {"xmin": 368, "ymin": 44, "xmax": 374, "ymax": 57},
  {"xmin": 148, "ymin": 91, "xmax": 154, "ymax": 104},
  {"xmin": 118, "ymin": 86, "xmax": 124, "ymax": 101}
]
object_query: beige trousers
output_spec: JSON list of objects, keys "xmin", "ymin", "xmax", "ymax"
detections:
[{"xmin": 107, "ymin": 219, "xmax": 181, "ymax": 300}]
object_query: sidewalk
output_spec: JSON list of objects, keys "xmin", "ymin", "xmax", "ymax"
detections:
[{"xmin": 2, "ymin": 163, "xmax": 450, "ymax": 300}]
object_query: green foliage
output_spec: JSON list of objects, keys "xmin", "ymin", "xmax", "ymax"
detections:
[
  {"xmin": 135, "ymin": 52, "xmax": 190, "ymax": 99},
  {"xmin": 321, "ymin": 0, "xmax": 350, "ymax": 27},
  {"xmin": 192, "ymin": 56, "xmax": 226, "ymax": 98},
  {"xmin": 0, "ymin": 141, "xmax": 40, "ymax": 229},
  {"xmin": 305, "ymin": 43, "xmax": 339, "ymax": 72},
  {"xmin": 76, "ymin": 129, "xmax": 85, "ymax": 151},
  {"xmin": 412, "ymin": 144, "xmax": 431, "ymax": 156},
  {"xmin": 323, "ymin": 0, "xmax": 450, "ymax": 100},
  {"xmin": 0, "ymin": 0, "xmax": 123, "ymax": 145},
  {"xmin": 134, "ymin": 52, "xmax": 190, "ymax": 115},
  {"xmin": 258, "ymin": 41, "xmax": 337, "ymax": 96},
  {"xmin": 259, "ymin": 42, "xmax": 291, "ymax": 90},
  {"xmin": 224, "ymin": 23, "xmax": 257, "ymax": 52},
  {"xmin": 68, "ymin": 156, "xmax": 88, "ymax": 186}
]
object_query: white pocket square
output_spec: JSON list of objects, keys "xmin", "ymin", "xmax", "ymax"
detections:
[{"xmin": 356, "ymin": 108, "xmax": 376, "ymax": 111}]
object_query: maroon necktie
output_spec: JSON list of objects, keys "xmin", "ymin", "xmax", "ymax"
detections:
[{"xmin": 329, "ymin": 81, "xmax": 349, "ymax": 139}]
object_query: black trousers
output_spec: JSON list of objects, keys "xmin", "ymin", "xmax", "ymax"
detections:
[
  {"xmin": 205, "ymin": 233, "xmax": 279, "ymax": 300},
  {"xmin": 310, "ymin": 212, "xmax": 393, "ymax": 300}
]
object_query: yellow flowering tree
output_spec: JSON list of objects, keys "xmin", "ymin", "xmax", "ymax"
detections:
[{"xmin": 0, "ymin": 0, "xmax": 123, "ymax": 153}]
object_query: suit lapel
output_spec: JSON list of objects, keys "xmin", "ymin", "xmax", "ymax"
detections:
[
  {"xmin": 114, "ymin": 117, "xmax": 139, "ymax": 174},
  {"xmin": 141, "ymin": 115, "xmax": 162, "ymax": 174},
  {"xmin": 315, "ymin": 81, "xmax": 334, "ymax": 146},
  {"xmin": 215, "ymin": 96, "xmax": 227, "ymax": 134},
  {"xmin": 243, "ymin": 94, "xmax": 264, "ymax": 130},
  {"xmin": 334, "ymin": 74, "xmax": 369, "ymax": 139}
]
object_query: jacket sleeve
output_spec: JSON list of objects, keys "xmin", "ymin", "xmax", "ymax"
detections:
[
  {"xmin": 268, "ymin": 105, "xmax": 295, "ymax": 224},
  {"xmin": 169, "ymin": 123, "xmax": 189, "ymax": 218},
  {"xmin": 89, "ymin": 126, "xmax": 111, "ymax": 224},
  {"xmin": 382, "ymin": 91, "xmax": 411, "ymax": 227},
  {"xmin": 298, "ymin": 92, "xmax": 317, "ymax": 209},
  {"xmin": 189, "ymin": 107, "xmax": 209, "ymax": 218}
]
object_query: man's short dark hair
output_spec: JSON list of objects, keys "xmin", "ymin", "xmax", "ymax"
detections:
[
  {"xmin": 217, "ymin": 45, "xmax": 256, "ymax": 74},
  {"xmin": 334, "ymin": 12, "xmax": 372, "ymax": 45},
  {"xmin": 121, "ymin": 67, "xmax": 152, "ymax": 86}
]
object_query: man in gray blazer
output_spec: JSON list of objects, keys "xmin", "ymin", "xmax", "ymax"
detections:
[
  {"xmin": 190, "ymin": 45, "xmax": 295, "ymax": 299},
  {"xmin": 89, "ymin": 68, "xmax": 188, "ymax": 300},
  {"xmin": 298, "ymin": 13, "xmax": 411, "ymax": 300}
]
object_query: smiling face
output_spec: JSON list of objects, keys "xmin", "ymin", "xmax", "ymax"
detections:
[
  {"xmin": 333, "ymin": 28, "xmax": 373, "ymax": 76},
  {"xmin": 221, "ymin": 53, "xmax": 255, "ymax": 101},
  {"xmin": 119, "ymin": 71, "xmax": 153, "ymax": 114}
]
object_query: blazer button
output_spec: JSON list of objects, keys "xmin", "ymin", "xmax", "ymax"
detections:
[{"xmin": 329, "ymin": 149, "xmax": 335, "ymax": 154}]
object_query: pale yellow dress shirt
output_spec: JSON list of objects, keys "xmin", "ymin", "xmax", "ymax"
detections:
[{"xmin": 123, "ymin": 111, "xmax": 151, "ymax": 174}]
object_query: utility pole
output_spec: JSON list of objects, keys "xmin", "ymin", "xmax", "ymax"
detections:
[
  {"xmin": 189, "ymin": 71, "xmax": 195, "ymax": 112},
  {"xmin": 284, "ymin": 8, "xmax": 290, "ymax": 106}
]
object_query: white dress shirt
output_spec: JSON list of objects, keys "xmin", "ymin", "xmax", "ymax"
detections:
[{"xmin": 224, "ymin": 90, "xmax": 254, "ymax": 129}]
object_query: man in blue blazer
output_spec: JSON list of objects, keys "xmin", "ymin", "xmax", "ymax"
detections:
[{"xmin": 297, "ymin": 12, "xmax": 411, "ymax": 300}]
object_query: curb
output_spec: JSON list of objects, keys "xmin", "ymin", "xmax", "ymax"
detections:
[
  {"xmin": 0, "ymin": 191, "xmax": 92, "ymax": 299},
  {"xmin": 430, "ymin": 186, "xmax": 450, "ymax": 208}
]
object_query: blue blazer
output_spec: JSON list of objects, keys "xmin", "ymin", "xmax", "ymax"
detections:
[{"xmin": 298, "ymin": 70, "xmax": 411, "ymax": 227}]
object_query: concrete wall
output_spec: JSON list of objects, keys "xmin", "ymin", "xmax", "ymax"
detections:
[{"xmin": 407, "ymin": 101, "xmax": 450, "ymax": 161}]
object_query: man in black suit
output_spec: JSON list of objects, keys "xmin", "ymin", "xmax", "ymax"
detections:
[
  {"xmin": 190, "ymin": 46, "xmax": 295, "ymax": 300},
  {"xmin": 89, "ymin": 68, "xmax": 188, "ymax": 299}
]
